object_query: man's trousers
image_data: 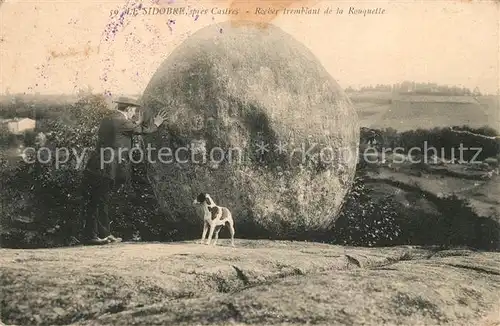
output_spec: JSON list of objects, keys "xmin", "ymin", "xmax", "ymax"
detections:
[{"xmin": 81, "ymin": 170, "xmax": 120, "ymax": 240}]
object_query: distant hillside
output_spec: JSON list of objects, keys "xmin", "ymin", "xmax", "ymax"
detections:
[
  {"xmin": 0, "ymin": 94, "xmax": 79, "ymax": 106},
  {"xmin": 395, "ymin": 94, "xmax": 479, "ymax": 104},
  {"xmin": 0, "ymin": 93, "xmax": 142, "ymax": 107},
  {"xmin": 377, "ymin": 101, "xmax": 489, "ymax": 131},
  {"xmin": 351, "ymin": 92, "xmax": 499, "ymax": 132},
  {"xmin": 346, "ymin": 91, "xmax": 393, "ymax": 104},
  {"xmin": 476, "ymin": 95, "xmax": 500, "ymax": 126},
  {"xmin": 0, "ymin": 93, "xmax": 141, "ymax": 119}
]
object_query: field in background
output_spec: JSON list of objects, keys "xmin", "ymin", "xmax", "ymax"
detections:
[
  {"xmin": 365, "ymin": 164, "xmax": 500, "ymax": 219},
  {"xmin": 349, "ymin": 91, "xmax": 499, "ymax": 132}
]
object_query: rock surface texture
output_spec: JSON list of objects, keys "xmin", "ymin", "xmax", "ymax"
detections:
[
  {"xmin": 1, "ymin": 241, "xmax": 499, "ymax": 325},
  {"xmin": 141, "ymin": 22, "xmax": 359, "ymax": 235}
]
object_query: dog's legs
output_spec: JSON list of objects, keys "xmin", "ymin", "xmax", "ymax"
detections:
[
  {"xmin": 206, "ymin": 223, "xmax": 215, "ymax": 245},
  {"xmin": 200, "ymin": 222, "xmax": 208, "ymax": 244},
  {"xmin": 213, "ymin": 228, "xmax": 220, "ymax": 246},
  {"xmin": 213, "ymin": 225, "xmax": 225, "ymax": 246},
  {"xmin": 228, "ymin": 220, "xmax": 235, "ymax": 247}
]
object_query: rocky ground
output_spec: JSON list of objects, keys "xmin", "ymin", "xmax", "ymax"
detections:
[{"xmin": 1, "ymin": 240, "xmax": 499, "ymax": 325}]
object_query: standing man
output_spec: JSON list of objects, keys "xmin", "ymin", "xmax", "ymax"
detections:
[{"xmin": 80, "ymin": 97, "xmax": 168, "ymax": 245}]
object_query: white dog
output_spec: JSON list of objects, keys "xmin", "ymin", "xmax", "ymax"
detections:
[{"xmin": 193, "ymin": 193, "xmax": 235, "ymax": 247}]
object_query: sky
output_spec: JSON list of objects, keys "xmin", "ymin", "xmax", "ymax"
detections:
[{"xmin": 1, "ymin": 0, "xmax": 499, "ymax": 95}]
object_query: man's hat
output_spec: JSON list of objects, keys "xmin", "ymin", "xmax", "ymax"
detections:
[{"xmin": 112, "ymin": 96, "xmax": 142, "ymax": 107}]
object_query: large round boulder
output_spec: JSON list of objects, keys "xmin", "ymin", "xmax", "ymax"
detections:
[{"xmin": 141, "ymin": 21, "xmax": 359, "ymax": 237}]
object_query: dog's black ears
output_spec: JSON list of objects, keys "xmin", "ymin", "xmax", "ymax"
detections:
[
  {"xmin": 196, "ymin": 193, "xmax": 213, "ymax": 205},
  {"xmin": 196, "ymin": 193, "xmax": 206, "ymax": 203}
]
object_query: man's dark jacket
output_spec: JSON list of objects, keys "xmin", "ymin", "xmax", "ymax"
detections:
[{"xmin": 85, "ymin": 111, "xmax": 158, "ymax": 183}]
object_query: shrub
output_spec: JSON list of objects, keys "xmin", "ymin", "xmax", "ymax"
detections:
[
  {"xmin": 0, "ymin": 124, "xmax": 19, "ymax": 148},
  {"xmin": 332, "ymin": 175, "xmax": 403, "ymax": 246},
  {"xmin": 0, "ymin": 94, "xmax": 163, "ymax": 247}
]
